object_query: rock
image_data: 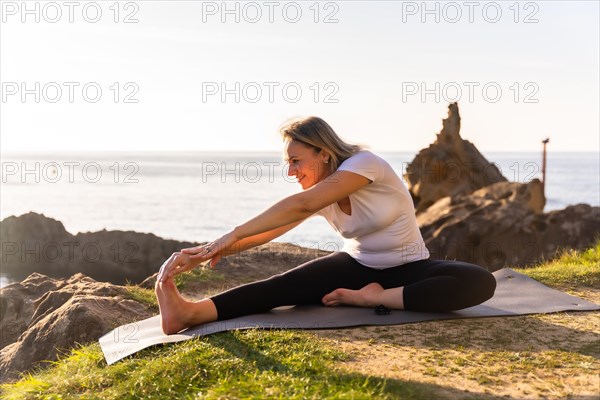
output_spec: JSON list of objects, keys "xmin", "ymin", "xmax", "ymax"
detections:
[
  {"xmin": 0, "ymin": 212, "xmax": 198, "ymax": 285},
  {"xmin": 405, "ymin": 103, "xmax": 510, "ymax": 213},
  {"xmin": 471, "ymin": 179, "xmax": 546, "ymax": 214},
  {"xmin": 0, "ymin": 272, "xmax": 62, "ymax": 350},
  {"xmin": 0, "ymin": 272, "xmax": 153, "ymax": 383},
  {"xmin": 418, "ymin": 184, "xmax": 600, "ymax": 270}
]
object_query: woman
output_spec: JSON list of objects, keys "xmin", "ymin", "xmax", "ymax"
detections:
[{"xmin": 156, "ymin": 116, "xmax": 496, "ymax": 335}]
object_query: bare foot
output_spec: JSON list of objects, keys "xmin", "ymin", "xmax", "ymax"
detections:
[
  {"xmin": 322, "ymin": 282, "xmax": 385, "ymax": 307},
  {"xmin": 155, "ymin": 278, "xmax": 194, "ymax": 335}
]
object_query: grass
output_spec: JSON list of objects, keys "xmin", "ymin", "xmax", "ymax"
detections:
[
  {"xmin": 172, "ymin": 266, "xmax": 226, "ymax": 292},
  {"xmin": 1, "ymin": 239, "xmax": 598, "ymax": 399},
  {"xmin": 1, "ymin": 330, "xmax": 431, "ymax": 399},
  {"xmin": 514, "ymin": 238, "xmax": 600, "ymax": 289},
  {"xmin": 122, "ymin": 284, "xmax": 158, "ymax": 311}
]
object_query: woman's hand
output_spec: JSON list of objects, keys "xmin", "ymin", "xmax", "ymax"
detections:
[
  {"xmin": 156, "ymin": 251, "xmax": 203, "ymax": 283},
  {"xmin": 157, "ymin": 230, "xmax": 239, "ymax": 282},
  {"xmin": 180, "ymin": 230, "xmax": 239, "ymax": 267}
]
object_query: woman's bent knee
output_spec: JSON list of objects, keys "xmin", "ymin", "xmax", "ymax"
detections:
[
  {"xmin": 469, "ymin": 267, "xmax": 497, "ymax": 305},
  {"xmin": 448, "ymin": 263, "xmax": 497, "ymax": 309},
  {"xmin": 480, "ymin": 269, "xmax": 497, "ymax": 302}
]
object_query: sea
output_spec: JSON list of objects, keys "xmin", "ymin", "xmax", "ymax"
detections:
[{"xmin": 1, "ymin": 151, "xmax": 598, "ymax": 288}]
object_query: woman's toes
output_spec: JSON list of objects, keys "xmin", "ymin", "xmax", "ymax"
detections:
[{"xmin": 322, "ymin": 288, "xmax": 345, "ymax": 306}]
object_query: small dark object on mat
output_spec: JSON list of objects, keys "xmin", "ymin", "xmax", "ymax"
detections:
[{"xmin": 374, "ymin": 305, "xmax": 391, "ymax": 315}]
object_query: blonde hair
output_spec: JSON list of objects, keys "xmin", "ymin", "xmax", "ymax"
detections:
[{"xmin": 279, "ymin": 116, "xmax": 370, "ymax": 173}]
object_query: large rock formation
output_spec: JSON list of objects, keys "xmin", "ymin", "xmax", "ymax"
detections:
[
  {"xmin": 0, "ymin": 212, "xmax": 197, "ymax": 285},
  {"xmin": 407, "ymin": 103, "xmax": 593, "ymax": 268},
  {"xmin": 468, "ymin": 179, "xmax": 546, "ymax": 214},
  {"xmin": 0, "ymin": 273, "xmax": 153, "ymax": 383},
  {"xmin": 418, "ymin": 182, "xmax": 600, "ymax": 270},
  {"xmin": 405, "ymin": 103, "xmax": 513, "ymax": 213}
]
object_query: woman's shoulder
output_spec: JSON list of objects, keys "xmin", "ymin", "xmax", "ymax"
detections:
[
  {"xmin": 340, "ymin": 149, "xmax": 383, "ymax": 167},
  {"xmin": 337, "ymin": 149, "xmax": 385, "ymax": 183}
]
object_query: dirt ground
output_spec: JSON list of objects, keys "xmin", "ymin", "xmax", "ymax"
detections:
[{"xmin": 312, "ymin": 304, "xmax": 599, "ymax": 399}]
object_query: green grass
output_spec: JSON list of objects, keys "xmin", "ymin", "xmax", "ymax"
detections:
[
  {"xmin": 173, "ymin": 266, "xmax": 226, "ymax": 292},
  {"xmin": 1, "ymin": 240, "xmax": 599, "ymax": 399},
  {"xmin": 514, "ymin": 238, "xmax": 600, "ymax": 289},
  {"xmin": 123, "ymin": 285, "xmax": 158, "ymax": 311},
  {"xmin": 1, "ymin": 330, "xmax": 430, "ymax": 399}
]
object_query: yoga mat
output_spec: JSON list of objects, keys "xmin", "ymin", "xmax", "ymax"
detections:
[{"xmin": 99, "ymin": 268, "xmax": 599, "ymax": 365}]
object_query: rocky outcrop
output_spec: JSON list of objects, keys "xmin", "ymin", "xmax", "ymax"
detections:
[
  {"xmin": 404, "ymin": 102, "xmax": 590, "ymax": 269},
  {"xmin": 469, "ymin": 179, "xmax": 546, "ymax": 214},
  {"xmin": 418, "ymin": 183, "xmax": 600, "ymax": 270},
  {"xmin": 405, "ymin": 103, "xmax": 512, "ymax": 213},
  {"xmin": 0, "ymin": 212, "xmax": 197, "ymax": 284},
  {"xmin": 0, "ymin": 272, "xmax": 63, "ymax": 350},
  {"xmin": 0, "ymin": 272, "xmax": 153, "ymax": 383}
]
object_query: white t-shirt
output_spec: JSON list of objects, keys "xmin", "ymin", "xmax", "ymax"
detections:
[{"xmin": 312, "ymin": 150, "xmax": 430, "ymax": 269}]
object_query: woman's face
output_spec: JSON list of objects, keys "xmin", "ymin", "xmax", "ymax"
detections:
[{"xmin": 284, "ymin": 140, "xmax": 330, "ymax": 190}]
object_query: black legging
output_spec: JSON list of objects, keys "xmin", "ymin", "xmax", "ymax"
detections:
[{"xmin": 210, "ymin": 251, "xmax": 497, "ymax": 321}]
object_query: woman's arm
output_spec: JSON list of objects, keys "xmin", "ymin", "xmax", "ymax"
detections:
[
  {"xmin": 220, "ymin": 217, "xmax": 308, "ymax": 256},
  {"xmin": 232, "ymin": 170, "xmax": 370, "ymax": 241},
  {"xmin": 175, "ymin": 170, "xmax": 370, "ymax": 273},
  {"xmin": 231, "ymin": 193, "xmax": 312, "ymax": 242}
]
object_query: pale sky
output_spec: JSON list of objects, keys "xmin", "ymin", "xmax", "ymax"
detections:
[{"xmin": 1, "ymin": 0, "xmax": 598, "ymax": 153}]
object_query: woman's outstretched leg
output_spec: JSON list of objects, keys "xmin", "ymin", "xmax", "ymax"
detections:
[
  {"xmin": 155, "ymin": 278, "xmax": 218, "ymax": 335},
  {"xmin": 209, "ymin": 252, "xmax": 382, "ymax": 321},
  {"xmin": 155, "ymin": 251, "xmax": 369, "ymax": 332},
  {"xmin": 155, "ymin": 251, "xmax": 365, "ymax": 333}
]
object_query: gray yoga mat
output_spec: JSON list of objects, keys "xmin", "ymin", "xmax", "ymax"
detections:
[{"xmin": 99, "ymin": 268, "xmax": 599, "ymax": 365}]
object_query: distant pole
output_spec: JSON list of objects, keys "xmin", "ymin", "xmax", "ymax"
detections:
[{"xmin": 542, "ymin": 138, "xmax": 550, "ymax": 195}]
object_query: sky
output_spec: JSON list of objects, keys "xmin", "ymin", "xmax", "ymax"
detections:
[{"xmin": 1, "ymin": 0, "xmax": 599, "ymax": 153}]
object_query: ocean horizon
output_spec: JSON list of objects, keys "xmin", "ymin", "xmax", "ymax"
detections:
[{"xmin": 1, "ymin": 150, "xmax": 598, "ymax": 288}]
